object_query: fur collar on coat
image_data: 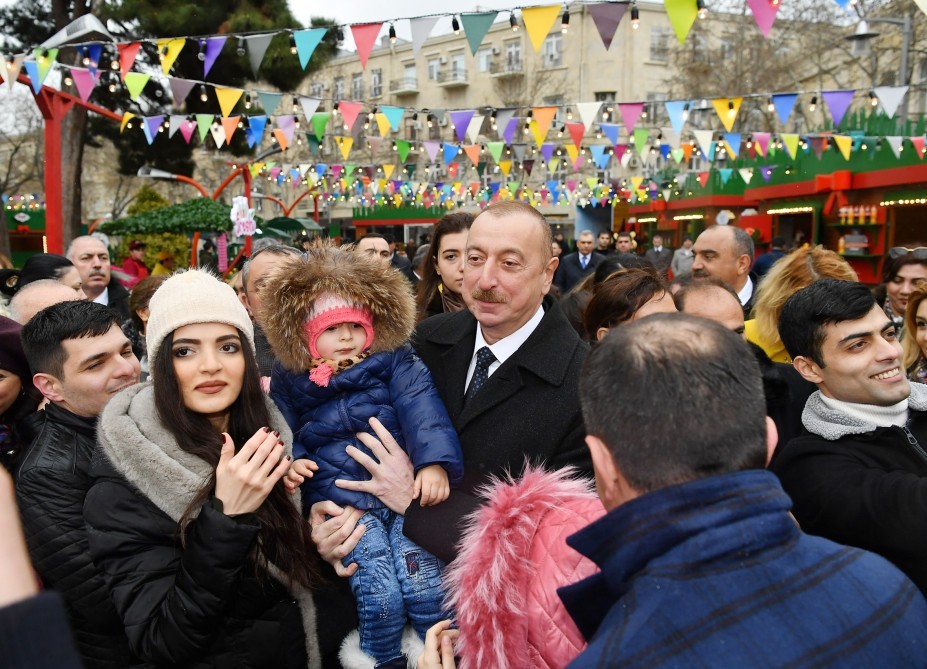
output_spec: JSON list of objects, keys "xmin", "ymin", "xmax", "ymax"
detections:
[
  {"xmin": 444, "ymin": 465, "xmax": 604, "ymax": 669},
  {"xmin": 261, "ymin": 243, "xmax": 416, "ymax": 373},
  {"xmin": 802, "ymin": 382, "xmax": 927, "ymax": 440},
  {"xmin": 97, "ymin": 382, "xmax": 320, "ymax": 669}
]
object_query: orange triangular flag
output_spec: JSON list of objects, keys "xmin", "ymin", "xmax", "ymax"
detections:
[
  {"xmin": 273, "ymin": 129, "xmax": 289, "ymax": 151},
  {"xmin": 531, "ymin": 106, "xmax": 558, "ymax": 141},
  {"xmin": 221, "ymin": 116, "xmax": 240, "ymax": 144},
  {"xmin": 463, "ymin": 144, "xmax": 481, "ymax": 165}
]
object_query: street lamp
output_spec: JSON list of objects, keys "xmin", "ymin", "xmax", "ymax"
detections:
[
  {"xmin": 846, "ymin": 12, "xmax": 913, "ymax": 130},
  {"xmin": 137, "ymin": 166, "xmax": 211, "ymax": 198}
]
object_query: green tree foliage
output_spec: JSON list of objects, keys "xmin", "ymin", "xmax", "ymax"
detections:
[
  {"xmin": 102, "ymin": 196, "xmax": 263, "ymax": 235},
  {"xmin": 126, "ymin": 184, "xmax": 169, "ymax": 216}
]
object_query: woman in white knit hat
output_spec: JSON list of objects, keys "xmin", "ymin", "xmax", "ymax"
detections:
[{"xmin": 83, "ymin": 269, "xmax": 324, "ymax": 669}]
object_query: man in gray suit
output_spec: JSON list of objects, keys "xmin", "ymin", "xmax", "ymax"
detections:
[{"xmin": 645, "ymin": 234, "xmax": 673, "ymax": 277}]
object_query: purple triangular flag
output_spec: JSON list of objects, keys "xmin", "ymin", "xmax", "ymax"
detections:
[
  {"xmin": 760, "ymin": 166, "xmax": 776, "ymax": 182},
  {"xmin": 588, "ymin": 2, "xmax": 627, "ymax": 50},
  {"xmin": 169, "ymin": 78, "xmax": 197, "ymax": 105},
  {"xmin": 502, "ymin": 117, "xmax": 520, "ymax": 145},
  {"xmin": 449, "ymin": 110, "xmax": 475, "ymax": 143},
  {"xmin": 822, "ymin": 90, "xmax": 855, "ymax": 127},
  {"xmin": 423, "ymin": 140, "xmax": 440, "ymax": 162},
  {"xmin": 540, "ymin": 143, "xmax": 555, "ymax": 162},
  {"xmin": 203, "ymin": 37, "xmax": 227, "ymax": 78},
  {"xmin": 143, "ymin": 116, "xmax": 164, "ymax": 145}
]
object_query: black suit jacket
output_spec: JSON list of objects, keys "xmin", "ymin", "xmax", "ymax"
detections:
[
  {"xmin": 555, "ymin": 251, "xmax": 604, "ymax": 293},
  {"xmin": 405, "ymin": 296, "xmax": 592, "ymax": 562}
]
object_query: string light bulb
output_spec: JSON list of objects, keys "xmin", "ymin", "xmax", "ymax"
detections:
[
  {"xmin": 198, "ymin": 39, "xmax": 206, "ymax": 61},
  {"xmin": 809, "ymin": 95, "xmax": 817, "ymax": 112},
  {"xmin": 244, "ymin": 93, "xmax": 252, "ymax": 109},
  {"xmin": 561, "ymin": 7, "xmax": 570, "ymax": 33},
  {"xmin": 452, "ymin": 16, "xmax": 460, "ymax": 34},
  {"xmin": 199, "ymin": 84, "xmax": 208, "ymax": 102},
  {"xmin": 766, "ymin": 97, "xmax": 774, "ymax": 112},
  {"xmin": 869, "ymin": 91, "xmax": 878, "ymax": 107},
  {"xmin": 289, "ymin": 34, "xmax": 297, "ymax": 54},
  {"xmin": 510, "ymin": 12, "xmax": 519, "ymax": 31},
  {"xmin": 681, "ymin": 102, "xmax": 690, "ymax": 121},
  {"xmin": 696, "ymin": 0, "xmax": 708, "ymax": 20},
  {"xmin": 727, "ymin": 99, "xmax": 735, "ymax": 118},
  {"xmin": 388, "ymin": 23, "xmax": 397, "ymax": 44},
  {"xmin": 631, "ymin": 2, "xmax": 640, "ymax": 29},
  {"xmin": 236, "ymin": 37, "xmax": 246, "ymax": 57}
]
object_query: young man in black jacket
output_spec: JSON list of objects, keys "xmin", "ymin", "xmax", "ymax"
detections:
[
  {"xmin": 17, "ymin": 301, "xmax": 140, "ymax": 668},
  {"xmin": 772, "ymin": 279, "xmax": 927, "ymax": 593}
]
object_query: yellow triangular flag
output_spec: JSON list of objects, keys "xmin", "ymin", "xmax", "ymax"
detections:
[
  {"xmin": 522, "ymin": 5, "xmax": 562, "ymax": 52},
  {"xmin": 120, "ymin": 112, "xmax": 136, "ymax": 133},
  {"xmin": 215, "ymin": 88, "xmax": 244, "ymax": 118},
  {"xmin": 123, "ymin": 72, "xmax": 150, "ymax": 102},
  {"xmin": 529, "ymin": 120, "xmax": 546, "ymax": 148},
  {"xmin": 336, "ymin": 136, "xmax": 354, "ymax": 160},
  {"xmin": 547, "ymin": 157, "xmax": 560, "ymax": 173},
  {"xmin": 376, "ymin": 113, "xmax": 391, "ymax": 137},
  {"xmin": 499, "ymin": 160, "xmax": 512, "ymax": 176},
  {"xmin": 157, "ymin": 38, "xmax": 186, "ymax": 75},
  {"xmin": 781, "ymin": 133, "xmax": 799, "ymax": 158},
  {"xmin": 565, "ymin": 144, "xmax": 580, "ymax": 166},
  {"xmin": 833, "ymin": 135, "xmax": 852, "ymax": 161},
  {"xmin": 712, "ymin": 97, "xmax": 743, "ymax": 132},
  {"xmin": 630, "ymin": 176, "xmax": 645, "ymax": 190},
  {"xmin": 383, "ymin": 164, "xmax": 395, "ymax": 179}
]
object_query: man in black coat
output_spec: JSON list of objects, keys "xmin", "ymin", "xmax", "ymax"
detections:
[
  {"xmin": 66, "ymin": 236, "xmax": 131, "ymax": 323},
  {"xmin": 309, "ymin": 202, "xmax": 592, "ymax": 566},
  {"xmin": 644, "ymin": 233, "xmax": 673, "ymax": 278},
  {"xmin": 16, "ymin": 301, "xmax": 140, "ymax": 667},
  {"xmin": 691, "ymin": 225, "xmax": 758, "ymax": 318},
  {"xmin": 772, "ymin": 279, "xmax": 927, "ymax": 593},
  {"xmin": 554, "ymin": 230, "xmax": 604, "ymax": 294}
]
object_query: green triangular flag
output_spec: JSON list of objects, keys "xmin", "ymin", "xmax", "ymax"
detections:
[
  {"xmin": 396, "ymin": 141, "xmax": 411, "ymax": 163},
  {"xmin": 124, "ymin": 72, "xmax": 150, "ymax": 101},
  {"xmin": 476, "ymin": 161, "xmax": 487, "ymax": 177},
  {"xmin": 633, "ymin": 128, "xmax": 650, "ymax": 152},
  {"xmin": 508, "ymin": 181, "xmax": 520, "ymax": 192},
  {"xmin": 195, "ymin": 114, "xmax": 213, "ymax": 142},
  {"xmin": 345, "ymin": 164, "xmax": 357, "ymax": 181},
  {"xmin": 405, "ymin": 164, "xmax": 416, "ymax": 178},
  {"xmin": 487, "ymin": 141, "xmax": 505, "ymax": 163},
  {"xmin": 586, "ymin": 177, "xmax": 599, "ymax": 189},
  {"xmin": 34, "ymin": 47, "xmax": 59, "ymax": 84},
  {"xmin": 311, "ymin": 112, "xmax": 330, "ymax": 141},
  {"xmin": 461, "ymin": 12, "xmax": 498, "ymax": 56}
]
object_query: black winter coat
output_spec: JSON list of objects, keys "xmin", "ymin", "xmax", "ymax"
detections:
[
  {"xmin": 771, "ymin": 389, "xmax": 927, "ymax": 593},
  {"xmin": 85, "ymin": 383, "xmax": 320, "ymax": 669},
  {"xmin": 15, "ymin": 403, "xmax": 134, "ymax": 668},
  {"xmin": 404, "ymin": 296, "xmax": 592, "ymax": 562}
]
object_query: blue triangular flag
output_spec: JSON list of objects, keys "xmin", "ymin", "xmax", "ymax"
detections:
[
  {"xmin": 590, "ymin": 145, "xmax": 611, "ymax": 170},
  {"xmin": 443, "ymin": 142, "xmax": 460, "ymax": 163},
  {"xmin": 248, "ymin": 115, "xmax": 267, "ymax": 144},
  {"xmin": 772, "ymin": 93, "xmax": 798, "ymax": 126},
  {"xmin": 664, "ymin": 100, "xmax": 688, "ymax": 137},
  {"xmin": 257, "ymin": 91, "xmax": 283, "ymax": 114},
  {"xmin": 723, "ymin": 133, "xmax": 741, "ymax": 157},
  {"xmin": 600, "ymin": 123, "xmax": 620, "ymax": 145},
  {"xmin": 293, "ymin": 28, "xmax": 326, "ymax": 70}
]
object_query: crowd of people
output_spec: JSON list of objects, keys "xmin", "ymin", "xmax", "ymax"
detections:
[{"xmin": 2, "ymin": 206, "xmax": 927, "ymax": 669}]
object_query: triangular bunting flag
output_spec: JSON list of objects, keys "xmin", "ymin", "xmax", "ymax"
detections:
[
  {"xmin": 423, "ymin": 141, "xmax": 440, "ymax": 162},
  {"xmin": 540, "ymin": 143, "xmax": 555, "ymax": 162},
  {"xmin": 203, "ymin": 37, "xmax": 226, "ymax": 77},
  {"xmin": 884, "ymin": 136, "xmax": 904, "ymax": 158},
  {"xmin": 664, "ymin": 100, "xmax": 688, "ymax": 137},
  {"xmin": 460, "ymin": 12, "xmax": 498, "ymax": 55},
  {"xmin": 780, "ymin": 134, "xmax": 799, "ymax": 158},
  {"xmin": 760, "ymin": 166, "xmax": 776, "ymax": 182},
  {"xmin": 822, "ymin": 90, "xmax": 855, "ymax": 127},
  {"xmin": 910, "ymin": 136, "xmax": 925, "ymax": 159},
  {"xmin": 664, "ymin": 0, "xmax": 698, "ymax": 44},
  {"xmin": 338, "ymin": 101, "xmax": 363, "ymax": 131},
  {"xmin": 169, "ymin": 78, "xmax": 196, "ymax": 105},
  {"xmin": 124, "ymin": 72, "xmax": 150, "ymax": 101},
  {"xmin": 221, "ymin": 116, "xmax": 239, "ymax": 144},
  {"xmin": 693, "ymin": 130, "xmax": 714, "ymax": 156},
  {"xmin": 590, "ymin": 145, "xmax": 610, "ymax": 170},
  {"xmin": 512, "ymin": 144, "xmax": 527, "ymax": 162},
  {"xmin": 276, "ymin": 114, "xmax": 297, "ymax": 147},
  {"xmin": 810, "ymin": 137, "xmax": 826, "ymax": 158},
  {"xmin": 257, "ymin": 91, "xmax": 283, "ymax": 114},
  {"xmin": 531, "ymin": 106, "xmax": 558, "ymax": 141},
  {"xmin": 697, "ymin": 172, "xmax": 710, "ymax": 187},
  {"xmin": 335, "ymin": 136, "xmax": 353, "ymax": 160},
  {"xmin": 600, "ymin": 123, "xmax": 620, "ymax": 145},
  {"xmin": 311, "ymin": 112, "xmax": 330, "ymax": 140},
  {"xmin": 351, "ymin": 23, "xmax": 383, "ymax": 68},
  {"xmin": 70, "ymin": 67, "xmax": 100, "ymax": 102},
  {"xmin": 494, "ymin": 108, "xmax": 516, "ymax": 137},
  {"xmin": 299, "ymin": 96, "xmax": 321, "ymax": 121},
  {"xmin": 723, "ymin": 133, "xmax": 741, "ymax": 157},
  {"xmin": 522, "ymin": 5, "xmax": 562, "ymax": 53},
  {"xmin": 463, "ymin": 145, "xmax": 481, "ymax": 165},
  {"xmin": 498, "ymin": 160, "xmax": 512, "ymax": 176},
  {"xmin": 157, "ymin": 38, "xmax": 185, "ymax": 75},
  {"xmin": 487, "ymin": 142, "xmax": 505, "ymax": 163},
  {"xmin": 120, "ymin": 112, "xmax": 135, "ymax": 133},
  {"xmin": 118, "ymin": 43, "xmax": 140, "ymax": 79},
  {"xmin": 210, "ymin": 122, "xmax": 226, "ymax": 148},
  {"xmin": 410, "ymin": 16, "xmax": 439, "ymax": 57},
  {"xmin": 382, "ymin": 165, "xmax": 395, "ymax": 180},
  {"xmin": 215, "ymin": 88, "xmax": 243, "ymax": 118},
  {"xmin": 873, "ymin": 86, "xmax": 908, "ymax": 119},
  {"xmin": 381, "ymin": 106, "xmax": 405, "ymax": 131},
  {"xmin": 576, "ymin": 101, "xmax": 603, "ymax": 130},
  {"xmin": 142, "ymin": 116, "xmax": 162, "ymax": 145},
  {"xmin": 671, "ymin": 148, "xmax": 685, "ymax": 163},
  {"xmin": 712, "ymin": 98, "xmax": 743, "ymax": 132},
  {"xmin": 293, "ymin": 28, "xmax": 326, "ymax": 69},
  {"xmin": 179, "ymin": 117, "xmax": 197, "ymax": 144},
  {"xmin": 633, "ymin": 128, "xmax": 650, "ymax": 151},
  {"xmin": 752, "ymin": 131, "xmax": 770, "ymax": 157},
  {"xmin": 243, "ymin": 34, "xmax": 274, "ymax": 77},
  {"xmin": 443, "ymin": 143, "xmax": 460, "ymax": 163},
  {"xmin": 587, "ymin": 2, "xmax": 627, "ymax": 49},
  {"xmin": 31, "ymin": 47, "xmax": 58, "ymax": 90},
  {"xmin": 718, "ymin": 168, "xmax": 733, "ymax": 185},
  {"xmin": 449, "ymin": 110, "xmax": 475, "ymax": 142},
  {"xmin": 618, "ymin": 102, "xmax": 644, "ymax": 133},
  {"xmin": 833, "ymin": 135, "xmax": 853, "ymax": 160},
  {"xmin": 249, "ymin": 115, "xmax": 267, "ymax": 144},
  {"xmin": 396, "ymin": 140, "xmax": 411, "ymax": 162},
  {"xmin": 195, "ymin": 114, "xmax": 213, "ymax": 142},
  {"xmin": 771, "ymin": 93, "xmax": 797, "ymax": 126},
  {"xmin": 3, "ymin": 55, "xmax": 22, "ymax": 91},
  {"xmin": 375, "ymin": 113, "xmax": 391, "ymax": 137},
  {"xmin": 168, "ymin": 115, "xmax": 185, "ymax": 138},
  {"xmin": 502, "ymin": 117, "xmax": 520, "ymax": 145},
  {"xmin": 739, "ymin": 168, "xmax": 754, "ymax": 184},
  {"xmin": 565, "ymin": 144, "xmax": 582, "ymax": 170},
  {"xmin": 566, "ymin": 122, "xmax": 585, "ymax": 148},
  {"xmin": 746, "ymin": 0, "xmax": 779, "ymax": 37}
]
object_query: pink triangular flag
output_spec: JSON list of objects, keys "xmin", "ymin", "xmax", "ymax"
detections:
[
  {"xmin": 179, "ymin": 118, "xmax": 197, "ymax": 144},
  {"xmin": 746, "ymin": 0, "xmax": 779, "ymax": 37},
  {"xmin": 619, "ymin": 102, "xmax": 644, "ymax": 134},
  {"xmin": 351, "ymin": 23, "xmax": 383, "ymax": 68},
  {"xmin": 337, "ymin": 101, "xmax": 363, "ymax": 131},
  {"xmin": 70, "ymin": 67, "xmax": 100, "ymax": 102}
]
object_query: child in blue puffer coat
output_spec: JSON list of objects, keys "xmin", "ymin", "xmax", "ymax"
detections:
[{"xmin": 262, "ymin": 244, "xmax": 463, "ymax": 669}]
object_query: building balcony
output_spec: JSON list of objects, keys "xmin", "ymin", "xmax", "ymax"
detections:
[
  {"xmin": 489, "ymin": 59, "xmax": 525, "ymax": 77},
  {"xmin": 436, "ymin": 69, "xmax": 469, "ymax": 87},
  {"xmin": 389, "ymin": 78, "xmax": 419, "ymax": 96}
]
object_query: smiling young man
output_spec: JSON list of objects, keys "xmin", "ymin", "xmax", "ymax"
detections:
[
  {"xmin": 16, "ymin": 300, "xmax": 139, "ymax": 667},
  {"xmin": 772, "ymin": 279, "xmax": 927, "ymax": 592}
]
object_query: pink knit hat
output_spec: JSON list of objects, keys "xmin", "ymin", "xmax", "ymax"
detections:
[{"xmin": 304, "ymin": 292, "xmax": 375, "ymax": 358}]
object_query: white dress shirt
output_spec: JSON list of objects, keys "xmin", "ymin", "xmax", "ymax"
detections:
[{"xmin": 465, "ymin": 304, "xmax": 545, "ymax": 393}]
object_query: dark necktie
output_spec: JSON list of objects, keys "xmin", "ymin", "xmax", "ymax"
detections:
[
  {"xmin": 580, "ymin": 255, "xmax": 588, "ymax": 270},
  {"xmin": 466, "ymin": 346, "xmax": 497, "ymax": 403}
]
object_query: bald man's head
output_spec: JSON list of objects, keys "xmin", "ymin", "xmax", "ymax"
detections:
[{"xmin": 10, "ymin": 279, "xmax": 82, "ymax": 324}]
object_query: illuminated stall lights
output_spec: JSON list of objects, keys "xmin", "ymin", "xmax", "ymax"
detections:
[
  {"xmin": 767, "ymin": 206, "xmax": 814, "ymax": 215},
  {"xmin": 880, "ymin": 198, "xmax": 927, "ymax": 206},
  {"xmin": 672, "ymin": 214, "xmax": 705, "ymax": 221},
  {"xmin": 637, "ymin": 216, "xmax": 658, "ymax": 223}
]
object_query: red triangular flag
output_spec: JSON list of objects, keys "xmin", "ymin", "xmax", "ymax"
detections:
[
  {"xmin": 119, "ymin": 42, "xmax": 141, "ymax": 80},
  {"xmin": 697, "ymin": 172, "xmax": 710, "ymax": 187},
  {"xmin": 566, "ymin": 122, "xmax": 585, "ymax": 148},
  {"xmin": 338, "ymin": 101, "xmax": 363, "ymax": 131},
  {"xmin": 351, "ymin": 23, "xmax": 383, "ymax": 68}
]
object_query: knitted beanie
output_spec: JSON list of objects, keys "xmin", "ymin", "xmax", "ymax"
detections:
[
  {"xmin": 304, "ymin": 292, "xmax": 374, "ymax": 359},
  {"xmin": 0, "ymin": 315, "xmax": 30, "ymax": 386},
  {"xmin": 146, "ymin": 269, "xmax": 254, "ymax": 365}
]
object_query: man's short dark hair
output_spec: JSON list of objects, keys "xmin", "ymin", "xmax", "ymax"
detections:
[
  {"xmin": 358, "ymin": 233, "xmax": 386, "ymax": 242},
  {"xmin": 674, "ymin": 276, "xmax": 740, "ymax": 311},
  {"xmin": 617, "ymin": 232, "xmax": 632, "ymax": 240},
  {"xmin": 21, "ymin": 301, "xmax": 120, "ymax": 379},
  {"xmin": 778, "ymin": 279, "xmax": 876, "ymax": 366},
  {"xmin": 580, "ymin": 313, "xmax": 767, "ymax": 494}
]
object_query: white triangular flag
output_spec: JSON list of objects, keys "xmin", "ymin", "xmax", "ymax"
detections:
[
  {"xmin": 466, "ymin": 114, "xmax": 484, "ymax": 144},
  {"xmin": 693, "ymin": 130, "xmax": 715, "ymax": 156},
  {"xmin": 410, "ymin": 16, "xmax": 440, "ymax": 57},
  {"xmin": 873, "ymin": 86, "xmax": 908, "ymax": 119},
  {"xmin": 576, "ymin": 101, "xmax": 603, "ymax": 130},
  {"xmin": 884, "ymin": 136, "xmax": 904, "ymax": 158}
]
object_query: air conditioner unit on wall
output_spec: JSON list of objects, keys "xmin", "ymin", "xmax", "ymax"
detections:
[
  {"xmin": 492, "ymin": 47, "xmax": 500, "ymax": 55},
  {"xmin": 439, "ymin": 117, "xmax": 449, "ymax": 127},
  {"xmin": 439, "ymin": 56, "xmax": 448, "ymax": 65}
]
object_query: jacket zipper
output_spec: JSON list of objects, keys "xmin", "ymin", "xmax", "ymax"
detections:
[{"xmin": 900, "ymin": 426, "xmax": 927, "ymax": 465}]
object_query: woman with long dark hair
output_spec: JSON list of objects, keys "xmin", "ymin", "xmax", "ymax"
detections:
[
  {"xmin": 0, "ymin": 254, "xmax": 85, "ymax": 300},
  {"xmin": 84, "ymin": 270, "xmax": 323, "ymax": 668},
  {"xmin": 416, "ymin": 212, "xmax": 474, "ymax": 321},
  {"xmin": 0, "ymin": 316, "xmax": 41, "ymax": 472}
]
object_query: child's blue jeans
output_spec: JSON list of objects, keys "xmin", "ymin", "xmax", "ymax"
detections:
[{"xmin": 342, "ymin": 508, "xmax": 446, "ymax": 668}]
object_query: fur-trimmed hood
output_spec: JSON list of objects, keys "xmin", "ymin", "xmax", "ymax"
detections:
[
  {"xmin": 262, "ymin": 244, "xmax": 416, "ymax": 372},
  {"xmin": 802, "ymin": 382, "xmax": 927, "ymax": 440}
]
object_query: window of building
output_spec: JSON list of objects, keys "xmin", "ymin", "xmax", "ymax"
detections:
[
  {"xmin": 403, "ymin": 63, "xmax": 417, "ymax": 87},
  {"xmin": 477, "ymin": 48, "xmax": 493, "ymax": 72},
  {"xmin": 451, "ymin": 52, "xmax": 466, "ymax": 74},
  {"xmin": 595, "ymin": 91, "xmax": 616, "ymax": 102},
  {"xmin": 542, "ymin": 33, "xmax": 563, "ymax": 68},
  {"xmin": 690, "ymin": 33, "xmax": 708, "ymax": 63},
  {"xmin": 427, "ymin": 57, "xmax": 441, "ymax": 81},
  {"xmin": 351, "ymin": 73, "xmax": 363, "ymax": 100},
  {"xmin": 719, "ymin": 38, "xmax": 734, "ymax": 62},
  {"xmin": 309, "ymin": 81, "xmax": 324, "ymax": 98},
  {"xmin": 505, "ymin": 40, "xmax": 521, "ymax": 68},
  {"xmin": 649, "ymin": 26, "xmax": 671, "ymax": 62},
  {"xmin": 333, "ymin": 76, "xmax": 344, "ymax": 100},
  {"xmin": 370, "ymin": 69, "xmax": 382, "ymax": 98},
  {"xmin": 646, "ymin": 92, "xmax": 669, "ymax": 125}
]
